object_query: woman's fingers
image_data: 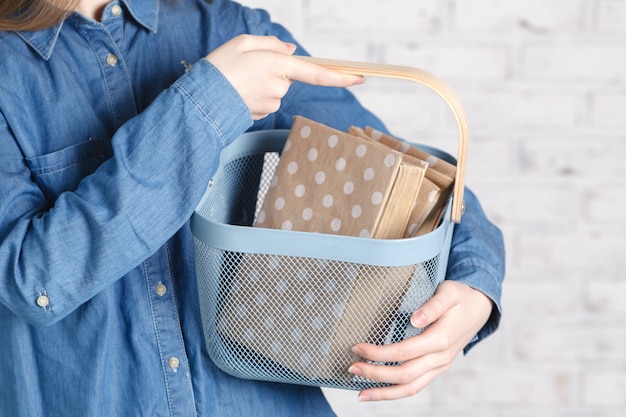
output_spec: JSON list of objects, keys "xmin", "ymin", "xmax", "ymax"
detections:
[
  {"xmin": 349, "ymin": 346, "xmax": 454, "ymax": 385},
  {"xmin": 410, "ymin": 280, "xmax": 463, "ymax": 328},
  {"xmin": 352, "ymin": 325, "xmax": 452, "ymax": 364},
  {"xmin": 347, "ymin": 281, "xmax": 494, "ymax": 402},
  {"xmin": 357, "ymin": 365, "xmax": 450, "ymax": 402},
  {"xmin": 286, "ymin": 56, "xmax": 365, "ymax": 87},
  {"xmin": 205, "ymin": 35, "xmax": 363, "ymax": 119},
  {"xmin": 226, "ymin": 34, "xmax": 296, "ymax": 54}
]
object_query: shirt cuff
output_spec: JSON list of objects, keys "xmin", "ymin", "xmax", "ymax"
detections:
[
  {"xmin": 447, "ymin": 262, "xmax": 503, "ymax": 354},
  {"xmin": 173, "ymin": 58, "xmax": 252, "ymax": 148}
]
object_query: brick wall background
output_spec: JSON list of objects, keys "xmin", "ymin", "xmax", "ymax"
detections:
[{"xmin": 236, "ymin": 1, "xmax": 626, "ymax": 416}]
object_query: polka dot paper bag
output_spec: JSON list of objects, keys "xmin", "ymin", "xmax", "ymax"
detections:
[{"xmin": 254, "ymin": 116, "xmax": 425, "ymax": 238}]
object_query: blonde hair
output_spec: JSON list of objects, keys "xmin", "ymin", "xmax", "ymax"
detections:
[{"xmin": 0, "ymin": 0, "xmax": 80, "ymax": 31}]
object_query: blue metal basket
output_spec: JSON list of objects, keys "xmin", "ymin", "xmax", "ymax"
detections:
[
  {"xmin": 191, "ymin": 59, "xmax": 469, "ymax": 391},
  {"xmin": 192, "ymin": 129, "xmax": 456, "ymax": 390}
]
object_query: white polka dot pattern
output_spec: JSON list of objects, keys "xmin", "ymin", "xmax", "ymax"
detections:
[
  {"xmin": 254, "ymin": 116, "xmax": 402, "ymax": 237},
  {"xmin": 222, "ymin": 251, "xmax": 370, "ymax": 380}
]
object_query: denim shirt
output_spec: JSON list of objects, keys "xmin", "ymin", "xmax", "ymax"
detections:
[{"xmin": 0, "ymin": 0, "xmax": 504, "ymax": 416}]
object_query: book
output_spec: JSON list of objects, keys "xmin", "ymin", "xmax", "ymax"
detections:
[
  {"xmin": 362, "ymin": 127, "xmax": 456, "ymax": 236},
  {"xmin": 348, "ymin": 126, "xmax": 443, "ymax": 237}
]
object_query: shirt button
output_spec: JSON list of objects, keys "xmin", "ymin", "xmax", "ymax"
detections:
[
  {"xmin": 36, "ymin": 295, "xmax": 49, "ymax": 308},
  {"xmin": 111, "ymin": 5, "xmax": 122, "ymax": 16},
  {"xmin": 106, "ymin": 53, "xmax": 118, "ymax": 66},
  {"xmin": 155, "ymin": 283, "xmax": 167, "ymax": 297},
  {"xmin": 168, "ymin": 357, "xmax": 180, "ymax": 370}
]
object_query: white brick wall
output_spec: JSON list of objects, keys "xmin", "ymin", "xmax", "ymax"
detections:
[{"xmin": 236, "ymin": 1, "xmax": 626, "ymax": 415}]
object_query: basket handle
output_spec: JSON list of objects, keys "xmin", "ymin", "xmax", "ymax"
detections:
[{"xmin": 299, "ymin": 57, "xmax": 468, "ymax": 223}]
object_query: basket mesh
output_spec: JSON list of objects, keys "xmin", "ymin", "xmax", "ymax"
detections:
[{"xmin": 193, "ymin": 141, "xmax": 452, "ymax": 390}]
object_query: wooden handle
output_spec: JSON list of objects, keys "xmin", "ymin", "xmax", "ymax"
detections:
[{"xmin": 299, "ymin": 56, "xmax": 468, "ymax": 223}]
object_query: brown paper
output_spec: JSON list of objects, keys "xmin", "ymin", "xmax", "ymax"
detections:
[{"xmin": 255, "ymin": 117, "xmax": 424, "ymax": 238}]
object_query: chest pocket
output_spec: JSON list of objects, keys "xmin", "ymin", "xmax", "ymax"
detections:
[{"xmin": 25, "ymin": 138, "xmax": 113, "ymax": 204}]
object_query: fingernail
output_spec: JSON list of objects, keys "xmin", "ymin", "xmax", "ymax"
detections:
[
  {"xmin": 354, "ymin": 75, "xmax": 365, "ymax": 84},
  {"xmin": 358, "ymin": 394, "xmax": 371, "ymax": 402},
  {"xmin": 411, "ymin": 311, "xmax": 427, "ymax": 328},
  {"xmin": 347, "ymin": 365, "xmax": 362, "ymax": 376},
  {"xmin": 351, "ymin": 345, "xmax": 364, "ymax": 356}
]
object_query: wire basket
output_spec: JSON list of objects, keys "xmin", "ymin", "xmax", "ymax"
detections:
[{"xmin": 191, "ymin": 59, "xmax": 469, "ymax": 391}]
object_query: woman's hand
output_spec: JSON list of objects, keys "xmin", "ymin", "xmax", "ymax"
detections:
[
  {"xmin": 348, "ymin": 280, "xmax": 493, "ymax": 402},
  {"xmin": 205, "ymin": 35, "xmax": 364, "ymax": 120}
]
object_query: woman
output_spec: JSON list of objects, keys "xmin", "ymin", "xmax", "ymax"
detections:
[{"xmin": 0, "ymin": 0, "xmax": 505, "ymax": 416}]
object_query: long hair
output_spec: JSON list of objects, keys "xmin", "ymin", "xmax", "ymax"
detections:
[{"xmin": 0, "ymin": 0, "xmax": 80, "ymax": 31}]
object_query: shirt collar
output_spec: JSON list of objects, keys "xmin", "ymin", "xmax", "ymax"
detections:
[{"xmin": 16, "ymin": 0, "xmax": 159, "ymax": 61}]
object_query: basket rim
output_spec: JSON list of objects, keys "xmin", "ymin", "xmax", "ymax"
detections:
[
  {"xmin": 191, "ymin": 204, "xmax": 453, "ymax": 266},
  {"xmin": 191, "ymin": 129, "xmax": 456, "ymax": 266}
]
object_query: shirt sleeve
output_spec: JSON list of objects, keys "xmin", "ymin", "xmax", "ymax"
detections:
[
  {"xmin": 447, "ymin": 188, "xmax": 505, "ymax": 352},
  {"xmin": 0, "ymin": 59, "xmax": 252, "ymax": 326}
]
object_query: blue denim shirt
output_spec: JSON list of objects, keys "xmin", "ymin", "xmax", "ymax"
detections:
[{"xmin": 0, "ymin": 0, "xmax": 504, "ymax": 416}]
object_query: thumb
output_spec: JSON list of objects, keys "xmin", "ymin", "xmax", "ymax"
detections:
[{"xmin": 410, "ymin": 281, "xmax": 461, "ymax": 328}]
